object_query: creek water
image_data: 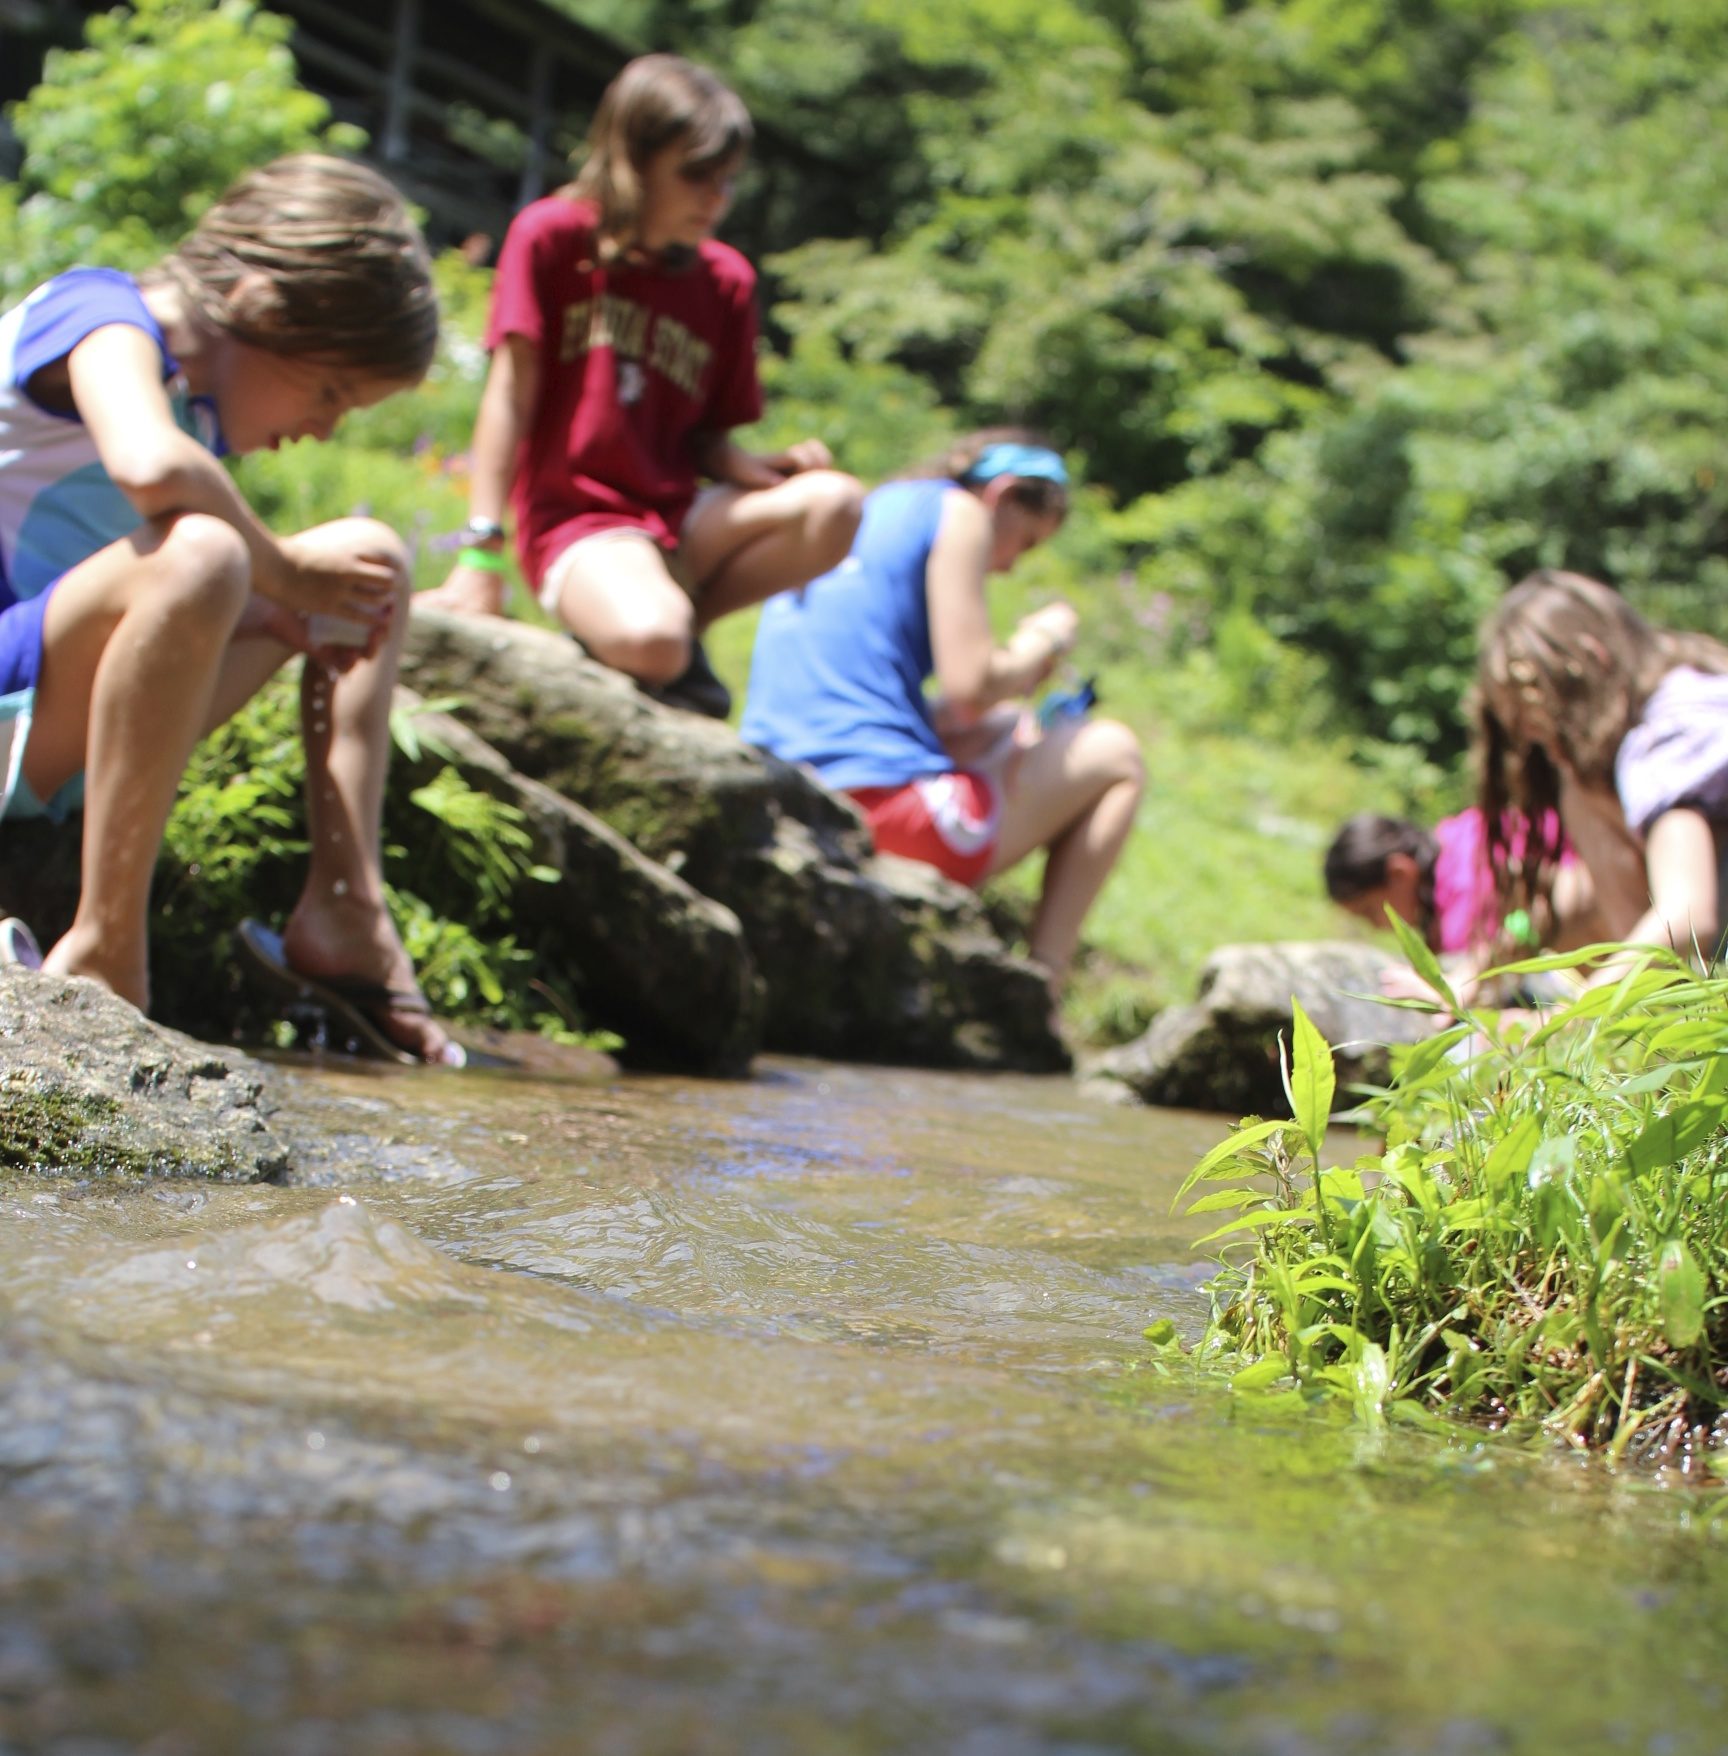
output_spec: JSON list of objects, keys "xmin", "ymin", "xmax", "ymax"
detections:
[{"xmin": 1, "ymin": 1056, "xmax": 1723, "ymax": 1755}]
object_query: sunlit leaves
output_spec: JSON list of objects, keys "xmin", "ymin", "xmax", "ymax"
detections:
[{"xmin": 1179, "ymin": 952, "xmax": 1728, "ymax": 1452}]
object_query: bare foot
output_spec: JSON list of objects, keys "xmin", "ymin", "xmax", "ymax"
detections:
[
  {"xmin": 282, "ymin": 892, "xmax": 463, "ymax": 1066},
  {"xmin": 41, "ymin": 921, "xmax": 149, "ymax": 1013}
]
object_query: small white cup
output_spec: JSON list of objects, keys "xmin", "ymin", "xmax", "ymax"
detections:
[{"xmin": 307, "ymin": 613, "xmax": 373, "ymax": 649}]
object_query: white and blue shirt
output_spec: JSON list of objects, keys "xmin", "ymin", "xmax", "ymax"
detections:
[
  {"xmin": 0, "ymin": 266, "xmax": 223, "ymax": 611},
  {"xmin": 0, "ymin": 268, "xmax": 224, "ymax": 819}
]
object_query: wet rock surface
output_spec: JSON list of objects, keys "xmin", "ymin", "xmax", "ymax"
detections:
[
  {"xmin": 1082, "ymin": 941, "xmax": 1431, "ymax": 1113},
  {"xmin": 392, "ymin": 691, "xmax": 763, "ymax": 1075},
  {"xmin": 0, "ymin": 970, "xmax": 290, "ymax": 1182},
  {"xmin": 404, "ymin": 611, "xmax": 1064, "ymax": 1072}
]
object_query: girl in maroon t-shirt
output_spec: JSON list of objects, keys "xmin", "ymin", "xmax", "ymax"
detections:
[{"xmin": 422, "ymin": 54, "xmax": 862, "ymax": 717}]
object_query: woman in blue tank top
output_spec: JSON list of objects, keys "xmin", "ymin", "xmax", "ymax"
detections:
[{"xmin": 741, "ymin": 430, "xmax": 1144, "ymax": 1000}]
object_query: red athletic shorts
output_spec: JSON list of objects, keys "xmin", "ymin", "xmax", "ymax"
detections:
[{"xmin": 847, "ymin": 771, "xmax": 1003, "ymax": 888}]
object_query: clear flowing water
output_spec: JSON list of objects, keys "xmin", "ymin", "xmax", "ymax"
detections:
[{"xmin": 1, "ymin": 1057, "xmax": 1724, "ymax": 1755}]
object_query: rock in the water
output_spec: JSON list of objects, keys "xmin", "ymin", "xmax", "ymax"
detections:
[
  {"xmin": 1082, "ymin": 941, "xmax": 1432, "ymax": 1113},
  {"xmin": 0, "ymin": 971, "xmax": 290, "ymax": 1182},
  {"xmin": 404, "ymin": 611, "xmax": 1064, "ymax": 1071}
]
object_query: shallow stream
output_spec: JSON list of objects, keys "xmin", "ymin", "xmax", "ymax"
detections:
[{"xmin": 1, "ymin": 1057, "xmax": 1724, "ymax": 1754}]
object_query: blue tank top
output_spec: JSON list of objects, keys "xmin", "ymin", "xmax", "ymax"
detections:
[{"xmin": 740, "ymin": 478, "xmax": 959, "ymax": 791}]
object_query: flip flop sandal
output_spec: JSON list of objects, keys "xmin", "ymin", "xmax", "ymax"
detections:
[
  {"xmin": 236, "ymin": 917, "xmax": 455, "ymax": 1067},
  {"xmin": 0, "ymin": 916, "xmax": 43, "ymax": 970}
]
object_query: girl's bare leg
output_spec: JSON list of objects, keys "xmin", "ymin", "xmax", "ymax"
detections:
[
  {"xmin": 28, "ymin": 515, "xmax": 252, "ymax": 1007},
  {"xmin": 270, "ymin": 519, "xmax": 456, "ymax": 1063},
  {"xmin": 543, "ymin": 533, "xmax": 695, "ymax": 685},
  {"xmin": 680, "ymin": 471, "xmax": 863, "ymax": 625},
  {"xmin": 985, "ymin": 716, "xmax": 1145, "ymax": 988}
]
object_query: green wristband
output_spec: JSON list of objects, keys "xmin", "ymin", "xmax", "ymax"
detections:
[{"xmin": 459, "ymin": 546, "xmax": 508, "ymax": 575}]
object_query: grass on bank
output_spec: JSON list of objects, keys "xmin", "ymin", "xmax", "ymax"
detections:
[{"xmin": 1176, "ymin": 919, "xmax": 1728, "ymax": 1465}]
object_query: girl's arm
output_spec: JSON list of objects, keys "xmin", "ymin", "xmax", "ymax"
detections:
[
  {"xmin": 925, "ymin": 491, "xmax": 1075, "ymax": 725},
  {"xmin": 67, "ymin": 324, "xmax": 397, "ymax": 630},
  {"xmin": 420, "ymin": 333, "xmax": 540, "ymax": 616},
  {"xmin": 1606, "ymin": 807, "xmax": 1720, "ymax": 970}
]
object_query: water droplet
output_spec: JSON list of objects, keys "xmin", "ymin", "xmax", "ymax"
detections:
[
  {"xmin": 185, "ymin": 1259, "xmax": 197, "ymax": 1270},
  {"xmin": 337, "ymin": 1194, "xmax": 357, "ymax": 1206},
  {"xmin": 306, "ymin": 1431, "xmax": 326, "ymax": 1452},
  {"xmin": 489, "ymin": 1471, "xmax": 512, "ymax": 1492},
  {"xmin": 522, "ymin": 1435, "xmax": 541, "ymax": 1455}
]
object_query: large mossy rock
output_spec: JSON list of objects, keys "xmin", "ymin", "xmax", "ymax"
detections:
[
  {"xmin": 0, "ymin": 618, "xmax": 1062, "ymax": 1075},
  {"xmin": 1082, "ymin": 941, "xmax": 1432, "ymax": 1114},
  {"xmin": 403, "ymin": 611, "xmax": 1064, "ymax": 1071},
  {"xmin": 391, "ymin": 692, "xmax": 761, "ymax": 1073},
  {"xmin": 0, "ymin": 970, "xmax": 290, "ymax": 1182}
]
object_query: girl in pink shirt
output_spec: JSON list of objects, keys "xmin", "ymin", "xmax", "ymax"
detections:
[{"xmin": 1325, "ymin": 807, "xmax": 1588, "ymax": 956}]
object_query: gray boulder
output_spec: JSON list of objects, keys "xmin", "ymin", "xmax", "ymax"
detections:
[
  {"xmin": 0, "ymin": 970, "xmax": 290, "ymax": 1182},
  {"xmin": 403, "ymin": 611, "xmax": 1064, "ymax": 1071},
  {"xmin": 1082, "ymin": 941, "xmax": 1432, "ymax": 1113}
]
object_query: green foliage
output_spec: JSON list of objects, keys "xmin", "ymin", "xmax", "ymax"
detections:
[
  {"xmin": 153, "ymin": 678, "xmax": 601, "ymax": 1043},
  {"xmin": 13, "ymin": 0, "xmax": 1726, "ymax": 1036},
  {"xmin": 1180, "ymin": 950, "xmax": 1728, "ymax": 1461},
  {"xmin": 0, "ymin": 0, "xmax": 360, "ymax": 298}
]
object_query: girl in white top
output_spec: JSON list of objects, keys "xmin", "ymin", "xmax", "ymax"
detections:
[
  {"xmin": 1476, "ymin": 568, "xmax": 1728, "ymax": 983},
  {"xmin": 0, "ymin": 156, "xmax": 460, "ymax": 1062}
]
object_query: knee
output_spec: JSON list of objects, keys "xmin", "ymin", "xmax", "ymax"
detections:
[
  {"xmin": 800, "ymin": 470, "xmax": 864, "ymax": 566},
  {"xmin": 1087, "ymin": 718, "xmax": 1146, "ymax": 796},
  {"xmin": 598, "ymin": 606, "xmax": 694, "ymax": 685},
  {"xmin": 156, "ymin": 513, "xmax": 250, "ymax": 620},
  {"xmin": 318, "ymin": 517, "xmax": 412, "ymax": 604}
]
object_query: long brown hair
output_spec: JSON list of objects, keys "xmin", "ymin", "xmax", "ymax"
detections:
[
  {"xmin": 144, "ymin": 155, "xmax": 438, "ymax": 383},
  {"xmin": 565, "ymin": 55, "xmax": 752, "ymax": 266},
  {"xmin": 899, "ymin": 427, "xmax": 1071, "ymax": 521},
  {"xmin": 1478, "ymin": 568, "xmax": 1728, "ymax": 908}
]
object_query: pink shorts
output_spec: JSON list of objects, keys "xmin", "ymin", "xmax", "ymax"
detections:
[{"xmin": 848, "ymin": 771, "xmax": 1003, "ymax": 887}]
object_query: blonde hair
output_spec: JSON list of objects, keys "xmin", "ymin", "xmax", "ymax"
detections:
[
  {"xmin": 565, "ymin": 55, "xmax": 752, "ymax": 266},
  {"xmin": 144, "ymin": 155, "xmax": 438, "ymax": 383},
  {"xmin": 1478, "ymin": 568, "xmax": 1728, "ymax": 908},
  {"xmin": 900, "ymin": 427, "xmax": 1071, "ymax": 521}
]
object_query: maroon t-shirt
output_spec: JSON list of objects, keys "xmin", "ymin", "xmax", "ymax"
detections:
[{"xmin": 485, "ymin": 195, "xmax": 764, "ymax": 585}]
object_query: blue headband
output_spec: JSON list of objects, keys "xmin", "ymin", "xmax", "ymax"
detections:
[{"xmin": 965, "ymin": 443, "xmax": 1069, "ymax": 488}]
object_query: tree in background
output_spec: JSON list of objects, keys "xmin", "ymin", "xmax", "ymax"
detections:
[{"xmin": 0, "ymin": 0, "xmax": 359, "ymax": 300}]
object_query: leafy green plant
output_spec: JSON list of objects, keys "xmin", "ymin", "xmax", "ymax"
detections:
[
  {"xmin": 149, "ymin": 677, "xmax": 609, "ymax": 1044},
  {"xmin": 1179, "ymin": 927, "xmax": 1728, "ymax": 1465},
  {"xmin": 0, "ymin": 0, "xmax": 360, "ymax": 297}
]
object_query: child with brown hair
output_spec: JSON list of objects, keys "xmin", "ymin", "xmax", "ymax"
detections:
[
  {"xmin": 1477, "ymin": 568, "xmax": 1728, "ymax": 982},
  {"xmin": 419, "ymin": 53, "xmax": 863, "ymax": 717},
  {"xmin": 1324, "ymin": 807, "xmax": 1593, "ymax": 955},
  {"xmin": 0, "ymin": 153, "xmax": 462, "ymax": 1063},
  {"xmin": 740, "ymin": 430, "xmax": 1145, "ymax": 998}
]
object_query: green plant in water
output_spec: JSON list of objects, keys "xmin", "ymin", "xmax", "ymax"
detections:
[{"xmin": 1179, "ymin": 914, "xmax": 1728, "ymax": 1466}]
